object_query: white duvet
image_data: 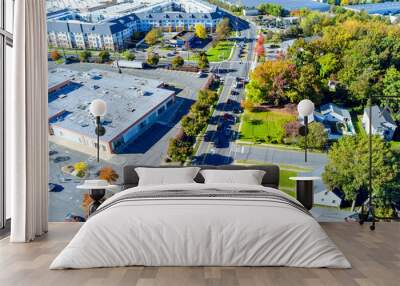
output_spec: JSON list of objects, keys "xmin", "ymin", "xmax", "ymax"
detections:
[{"xmin": 50, "ymin": 183, "xmax": 351, "ymax": 269}]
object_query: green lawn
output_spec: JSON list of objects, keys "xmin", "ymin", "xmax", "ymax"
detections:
[
  {"xmin": 279, "ymin": 169, "xmax": 297, "ymax": 197},
  {"xmin": 239, "ymin": 110, "xmax": 296, "ymax": 144},
  {"xmin": 190, "ymin": 40, "xmax": 234, "ymax": 62}
]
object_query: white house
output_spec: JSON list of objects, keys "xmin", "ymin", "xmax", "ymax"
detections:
[
  {"xmin": 314, "ymin": 190, "xmax": 342, "ymax": 208},
  {"xmin": 299, "ymin": 103, "xmax": 356, "ymax": 140},
  {"xmin": 362, "ymin": 105, "xmax": 397, "ymax": 141}
]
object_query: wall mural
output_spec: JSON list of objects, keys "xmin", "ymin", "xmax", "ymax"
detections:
[{"xmin": 46, "ymin": 0, "xmax": 400, "ymax": 222}]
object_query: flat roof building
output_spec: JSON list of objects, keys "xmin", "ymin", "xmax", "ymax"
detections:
[{"xmin": 48, "ymin": 68, "xmax": 176, "ymax": 155}]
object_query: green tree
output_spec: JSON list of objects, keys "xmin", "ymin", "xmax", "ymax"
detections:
[
  {"xmin": 123, "ymin": 50, "xmax": 135, "ymax": 61},
  {"xmin": 297, "ymin": 122, "xmax": 327, "ymax": 150},
  {"xmin": 322, "ymin": 135, "xmax": 399, "ymax": 210},
  {"xmin": 383, "ymin": 66, "xmax": 400, "ymax": 121},
  {"xmin": 300, "ymin": 11, "xmax": 332, "ymax": 36},
  {"xmin": 146, "ymin": 51, "xmax": 160, "ymax": 66},
  {"xmin": 98, "ymin": 51, "xmax": 110, "ymax": 63},
  {"xmin": 190, "ymin": 102, "xmax": 210, "ymax": 118},
  {"xmin": 215, "ymin": 18, "xmax": 231, "ymax": 41},
  {"xmin": 245, "ymin": 80, "xmax": 264, "ymax": 104},
  {"xmin": 195, "ymin": 24, "xmax": 207, "ymax": 40},
  {"xmin": 181, "ymin": 115, "xmax": 206, "ymax": 137},
  {"xmin": 257, "ymin": 3, "xmax": 284, "ymax": 17},
  {"xmin": 317, "ymin": 53, "xmax": 338, "ymax": 78},
  {"xmin": 293, "ymin": 64, "xmax": 323, "ymax": 105},
  {"xmin": 171, "ymin": 55, "xmax": 184, "ymax": 69},
  {"xmin": 144, "ymin": 28, "xmax": 162, "ymax": 46},
  {"xmin": 79, "ymin": 50, "xmax": 91, "ymax": 62},
  {"xmin": 197, "ymin": 51, "xmax": 209, "ymax": 70},
  {"xmin": 167, "ymin": 138, "xmax": 193, "ymax": 163},
  {"xmin": 197, "ymin": 89, "xmax": 218, "ymax": 106}
]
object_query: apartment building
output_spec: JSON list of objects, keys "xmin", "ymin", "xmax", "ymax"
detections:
[{"xmin": 47, "ymin": 0, "xmax": 224, "ymax": 50}]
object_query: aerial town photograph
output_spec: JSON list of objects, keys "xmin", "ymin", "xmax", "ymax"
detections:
[
  {"xmin": 3, "ymin": 0, "xmax": 400, "ymax": 284},
  {"xmin": 45, "ymin": 0, "xmax": 400, "ymax": 223}
]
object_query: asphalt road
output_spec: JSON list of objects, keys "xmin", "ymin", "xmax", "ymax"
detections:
[{"xmin": 194, "ymin": 20, "xmax": 257, "ymax": 165}]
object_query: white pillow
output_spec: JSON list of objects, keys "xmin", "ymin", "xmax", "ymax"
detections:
[
  {"xmin": 135, "ymin": 167, "xmax": 200, "ymax": 186},
  {"xmin": 200, "ymin": 169, "xmax": 266, "ymax": 185}
]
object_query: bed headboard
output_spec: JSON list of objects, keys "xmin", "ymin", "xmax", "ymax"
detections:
[{"xmin": 122, "ymin": 165, "xmax": 280, "ymax": 189}]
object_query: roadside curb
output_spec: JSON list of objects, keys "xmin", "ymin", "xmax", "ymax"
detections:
[{"xmin": 234, "ymin": 140, "xmax": 325, "ymax": 154}]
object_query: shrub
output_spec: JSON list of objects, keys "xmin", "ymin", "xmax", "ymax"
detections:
[
  {"xmin": 197, "ymin": 51, "xmax": 209, "ymax": 70},
  {"xmin": 123, "ymin": 50, "xmax": 135, "ymax": 61},
  {"xmin": 79, "ymin": 50, "xmax": 91, "ymax": 62},
  {"xmin": 74, "ymin": 161, "xmax": 88, "ymax": 173},
  {"xmin": 147, "ymin": 51, "xmax": 160, "ymax": 66},
  {"xmin": 50, "ymin": 50, "xmax": 61, "ymax": 61},
  {"xmin": 284, "ymin": 120, "xmax": 301, "ymax": 137},
  {"xmin": 98, "ymin": 51, "xmax": 110, "ymax": 63},
  {"xmin": 172, "ymin": 56, "xmax": 184, "ymax": 69},
  {"xmin": 98, "ymin": 166, "xmax": 119, "ymax": 183},
  {"xmin": 297, "ymin": 122, "xmax": 327, "ymax": 150}
]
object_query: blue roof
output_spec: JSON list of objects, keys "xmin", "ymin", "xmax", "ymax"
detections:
[
  {"xmin": 230, "ymin": 0, "xmax": 330, "ymax": 11},
  {"xmin": 345, "ymin": 2, "xmax": 400, "ymax": 15}
]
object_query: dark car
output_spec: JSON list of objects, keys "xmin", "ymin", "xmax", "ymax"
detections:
[
  {"xmin": 223, "ymin": 113, "xmax": 235, "ymax": 122},
  {"xmin": 48, "ymin": 183, "xmax": 64, "ymax": 192},
  {"xmin": 233, "ymin": 107, "xmax": 242, "ymax": 114},
  {"xmin": 53, "ymin": 156, "xmax": 70, "ymax": 163}
]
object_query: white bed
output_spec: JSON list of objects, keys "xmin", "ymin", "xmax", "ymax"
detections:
[{"xmin": 50, "ymin": 183, "xmax": 351, "ymax": 269}]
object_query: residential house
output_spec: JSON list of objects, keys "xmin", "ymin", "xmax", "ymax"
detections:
[
  {"xmin": 315, "ymin": 103, "xmax": 356, "ymax": 140},
  {"xmin": 362, "ymin": 105, "xmax": 397, "ymax": 141},
  {"xmin": 299, "ymin": 103, "xmax": 355, "ymax": 140}
]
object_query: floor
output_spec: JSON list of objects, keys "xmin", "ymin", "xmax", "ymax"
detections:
[{"xmin": 0, "ymin": 222, "xmax": 399, "ymax": 286}]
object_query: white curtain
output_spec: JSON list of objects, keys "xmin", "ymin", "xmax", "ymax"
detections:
[{"xmin": 8, "ymin": 0, "xmax": 48, "ymax": 242}]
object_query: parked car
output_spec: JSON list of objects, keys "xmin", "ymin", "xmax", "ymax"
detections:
[
  {"xmin": 233, "ymin": 107, "xmax": 242, "ymax": 114},
  {"xmin": 48, "ymin": 183, "xmax": 64, "ymax": 192},
  {"xmin": 223, "ymin": 113, "xmax": 235, "ymax": 122},
  {"xmin": 53, "ymin": 156, "xmax": 70, "ymax": 163}
]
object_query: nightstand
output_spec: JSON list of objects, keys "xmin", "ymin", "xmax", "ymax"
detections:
[
  {"xmin": 289, "ymin": 177, "xmax": 321, "ymax": 210},
  {"xmin": 77, "ymin": 180, "xmax": 119, "ymax": 215}
]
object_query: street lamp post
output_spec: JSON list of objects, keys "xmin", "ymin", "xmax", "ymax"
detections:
[
  {"xmin": 89, "ymin": 99, "xmax": 107, "ymax": 163},
  {"xmin": 360, "ymin": 94, "xmax": 400, "ymax": 231},
  {"xmin": 297, "ymin": 99, "xmax": 315, "ymax": 163}
]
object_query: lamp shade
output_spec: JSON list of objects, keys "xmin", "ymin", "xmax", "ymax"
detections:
[
  {"xmin": 90, "ymin": 99, "xmax": 107, "ymax": 117},
  {"xmin": 297, "ymin": 99, "xmax": 314, "ymax": 117}
]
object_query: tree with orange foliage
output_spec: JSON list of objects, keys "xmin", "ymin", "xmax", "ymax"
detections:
[
  {"xmin": 50, "ymin": 50, "xmax": 61, "ymax": 61},
  {"xmin": 98, "ymin": 166, "xmax": 119, "ymax": 183},
  {"xmin": 255, "ymin": 32, "xmax": 265, "ymax": 59},
  {"xmin": 255, "ymin": 43, "xmax": 265, "ymax": 58},
  {"xmin": 247, "ymin": 59, "xmax": 298, "ymax": 105}
]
